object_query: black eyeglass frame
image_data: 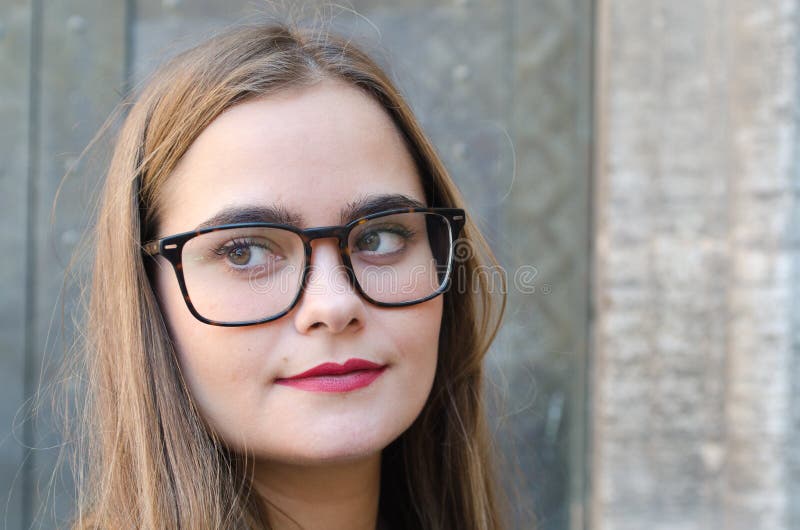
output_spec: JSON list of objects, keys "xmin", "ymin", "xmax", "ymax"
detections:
[{"xmin": 143, "ymin": 207, "xmax": 466, "ymax": 327}]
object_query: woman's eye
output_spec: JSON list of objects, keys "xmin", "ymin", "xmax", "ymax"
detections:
[
  {"xmin": 355, "ymin": 230, "xmax": 407, "ymax": 255},
  {"xmin": 217, "ymin": 240, "xmax": 277, "ymax": 269}
]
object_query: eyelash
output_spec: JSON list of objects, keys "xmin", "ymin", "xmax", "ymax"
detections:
[{"xmin": 359, "ymin": 225, "xmax": 414, "ymax": 239}]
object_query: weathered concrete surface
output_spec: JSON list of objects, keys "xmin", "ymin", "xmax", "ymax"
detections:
[
  {"xmin": 0, "ymin": 2, "xmax": 33, "ymax": 529},
  {"xmin": 29, "ymin": 0, "xmax": 127, "ymax": 527},
  {"xmin": 592, "ymin": 1, "xmax": 800, "ymax": 529},
  {"xmin": 504, "ymin": 1, "xmax": 593, "ymax": 528}
]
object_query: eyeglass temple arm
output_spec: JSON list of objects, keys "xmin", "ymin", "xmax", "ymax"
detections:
[{"xmin": 143, "ymin": 240, "xmax": 160, "ymax": 256}]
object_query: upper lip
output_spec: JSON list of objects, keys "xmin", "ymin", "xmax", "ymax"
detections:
[{"xmin": 278, "ymin": 358, "xmax": 385, "ymax": 380}]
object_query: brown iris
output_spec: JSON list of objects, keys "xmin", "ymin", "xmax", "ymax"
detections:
[{"xmin": 228, "ymin": 246, "xmax": 251, "ymax": 266}]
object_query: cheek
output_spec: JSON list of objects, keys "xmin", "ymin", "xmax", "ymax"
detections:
[
  {"xmin": 154, "ymin": 262, "xmax": 198, "ymax": 362},
  {"xmin": 153, "ymin": 263, "xmax": 257, "ymax": 423},
  {"xmin": 154, "ymin": 263, "xmax": 211, "ymax": 388},
  {"xmin": 379, "ymin": 295, "xmax": 443, "ymax": 401},
  {"xmin": 396, "ymin": 295, "xmax": 443, "ymax": 357}
]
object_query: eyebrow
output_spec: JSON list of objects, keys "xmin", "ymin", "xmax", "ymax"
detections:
[
  {"xmin": 340, "ymin": 193, "xmax": 427, "ymax": 224},
  {"xmin": 194, "ymin": 193, "xmax": 427, "ymax": 231},
  {"xmin": 195, "ymin": 204, "xmax": 302, "ymax": 230}
]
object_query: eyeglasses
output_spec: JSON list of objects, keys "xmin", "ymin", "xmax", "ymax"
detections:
[{"xmin": 143, "ymin": 207, "xmax": 466, "ymax": 326}]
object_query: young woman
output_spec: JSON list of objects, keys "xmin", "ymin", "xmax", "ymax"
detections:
[{"xmin": 74, "ymin": 21, "xmax": 508, "ymax": 530}]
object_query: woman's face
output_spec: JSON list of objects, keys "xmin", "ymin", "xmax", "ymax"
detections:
[{"xmin": 153, "ymin": 80, "xmax": 442, "ymax": 465}]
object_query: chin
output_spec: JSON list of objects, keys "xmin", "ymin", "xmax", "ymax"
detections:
[{"xmin": 257, "ymin": 426, "xmax": 399, "ymax": 466}]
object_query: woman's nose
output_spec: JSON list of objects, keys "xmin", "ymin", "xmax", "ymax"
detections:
[{"xmin": 292, "ymin": 239, "xmax": 366, "ymax": 334}]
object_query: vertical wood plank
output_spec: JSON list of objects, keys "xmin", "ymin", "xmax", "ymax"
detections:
[
  {"xmin": 29, "ymin": 0, "xmax": 126, "ymax": 526},
  {"xmin": 0, "ymin": 1, "xmax": 34, "ymax": 529}
]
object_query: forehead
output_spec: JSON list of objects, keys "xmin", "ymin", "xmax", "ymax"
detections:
[{"xmin": 157, "ymin": 79, "xmax": 426, "ymax": 235}]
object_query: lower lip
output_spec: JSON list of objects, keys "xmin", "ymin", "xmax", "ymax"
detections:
[{"xmin": 275, "ymin": 367, "xmax": 387, "ymax": 393}]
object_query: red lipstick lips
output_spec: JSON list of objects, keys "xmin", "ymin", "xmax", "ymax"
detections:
[{"xmin": 275, "ymin": 358, "xmax": 387, "ymax": 393}]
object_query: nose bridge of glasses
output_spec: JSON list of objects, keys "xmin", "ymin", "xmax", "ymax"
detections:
[
  {"xmin": 302, "ymin": 225, "xmax": 351, "ymax": 273},
  {"xmin": 301, "ymin": 225, "xmax": 350, "ymax": 262},
  {"xmin": 301, "ymin": 225, "xmax": 348, "ymax": 245}
]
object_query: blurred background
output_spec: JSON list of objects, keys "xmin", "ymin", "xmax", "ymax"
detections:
[{"xmin": 1, "ymin": 1, "xmax": 797, "ymax": 529}]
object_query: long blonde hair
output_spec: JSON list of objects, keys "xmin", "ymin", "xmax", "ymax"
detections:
[{"xmin": 71, "ymin": 20, "xmax": 508, "ymax": 529}]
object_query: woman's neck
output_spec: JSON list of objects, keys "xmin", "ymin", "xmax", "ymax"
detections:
[{"xmin": 253, "ymin": 452, "xmax": 382, "ymax": 530}]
